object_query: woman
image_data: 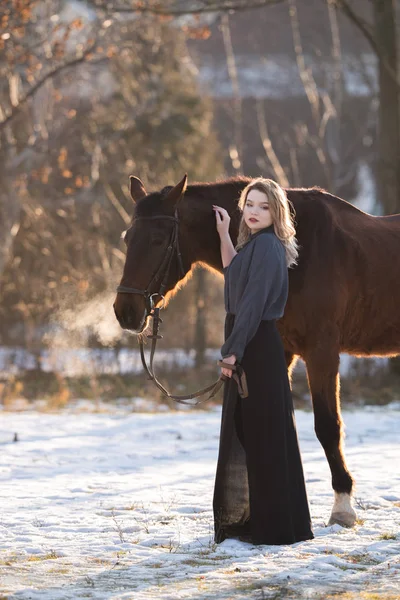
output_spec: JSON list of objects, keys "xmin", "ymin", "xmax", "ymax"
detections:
[{"xmin": 212, "ymin": 177, "xmax": 314, "ymax": 546}]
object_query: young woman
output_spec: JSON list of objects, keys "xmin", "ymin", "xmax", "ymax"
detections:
[{"xmin": 212, "ymin": 177, "xmax": 314, "ymax": 546}]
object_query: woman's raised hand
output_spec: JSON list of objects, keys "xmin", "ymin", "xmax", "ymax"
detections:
[{"xmin": 213, "ymin": 205, "xmax": 231, "ymax": 237}]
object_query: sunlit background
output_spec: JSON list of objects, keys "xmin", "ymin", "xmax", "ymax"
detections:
[{"xmin": 1, "ymin": 0, "xmax": 399, "ymax": 410}]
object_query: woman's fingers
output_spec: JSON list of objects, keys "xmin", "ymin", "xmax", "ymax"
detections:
[
  {"xmin": 221, "ymin": 368, "xmax": 232, "ymax": 378},
  {"xmin": 213, "ymin": 205, "xmax": 229, "ymax": 216},
  {"xmin": 214, "ymin": 208, "xmax": 229, "ymax": 226},
  {"xmin": 213, "ymin": 205, "xmax": 230, "ymax": 236}
]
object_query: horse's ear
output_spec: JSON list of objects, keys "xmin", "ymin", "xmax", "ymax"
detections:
[
  {"xmin": 164, "ymin": 174, "xmax": 188, "ymax": 208},
  {"xmin": 129, "ymin": 176, "xmax": 147, "ymax": 203}
]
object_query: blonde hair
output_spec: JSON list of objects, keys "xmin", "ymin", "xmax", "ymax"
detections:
[{"xmin": 235, "ymin": 178, "xmax": 300, "ymax": 268}]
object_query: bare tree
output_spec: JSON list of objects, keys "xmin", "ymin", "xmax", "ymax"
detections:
[
  {"xmin": 90, "ymin": 0, "xmax": 286, "ymax": 17},
  {"xmin": 373, "ymin": 0, "xmax": 399, "ymax": 214},
  {"xmin": 92, "ymin": 0, "xmax": 400, "ymax": 214},
  {"xmin": 221, "ymin": 13, "xmax": 244, "ymax": 174},
  {"xmin": 0, "ymin": 0, "xmax": 100, "ymax": 277},
  {"xmin": 0, "ymin": 2, "xmax": 223, "ymax": 347}
]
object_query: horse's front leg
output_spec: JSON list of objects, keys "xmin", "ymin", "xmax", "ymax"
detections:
[{"xmin": 304, "ymin": 342, "xmax": 357, "ymax": 527}]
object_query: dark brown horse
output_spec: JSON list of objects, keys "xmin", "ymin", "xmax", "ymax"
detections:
[{"xmin": 114, "ymin": 173, "xmax": 400, "ymax": 528}]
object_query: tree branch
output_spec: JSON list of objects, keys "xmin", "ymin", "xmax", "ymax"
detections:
[
  {"xmin": 333, "ymin": 0, "xmax": 400, "ymax": 90},
  {"xmin": 334, "ymin": 0, "xmax": 376, "ymax": 51},
  {"xmin": 221, "ymin": 13, "xmax": 243, "ymax": 173},
  {"xmin": 0, "ymin": 43, "xmax": 96, "ymax": 133},
  {"xmin": 256, "ymin": 98, "xmax": 289, "ymax": 187},
  {"xmin": 90, "ymin": 0, "xmax": 286, "ymax": 16}
]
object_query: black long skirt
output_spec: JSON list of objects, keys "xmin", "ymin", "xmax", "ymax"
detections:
[{"xmin": 213, "ymin": 312, "xmax": 314, "ymax": 545}]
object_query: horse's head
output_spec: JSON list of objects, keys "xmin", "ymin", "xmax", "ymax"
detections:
[{"xmin": 113, "ymin": 174, "xmax": 193, "ymax": 333}]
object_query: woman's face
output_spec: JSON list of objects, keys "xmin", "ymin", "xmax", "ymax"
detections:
[{"xmin": 243, "ymin": 189, "xmax": 273, "ymax": 233}]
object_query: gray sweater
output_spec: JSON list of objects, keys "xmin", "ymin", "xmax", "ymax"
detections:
[{"xmin": 220, "ymin": 224, "xmax": 288, "ymax": 362}]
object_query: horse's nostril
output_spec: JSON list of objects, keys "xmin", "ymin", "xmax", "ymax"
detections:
[
  {"xmin": 113, "ymin": 300, "xmax": 138, "ymax": 330},
  {"xmin": 121, "ymin": 307, "xmax": 136, "ymax": 330}
]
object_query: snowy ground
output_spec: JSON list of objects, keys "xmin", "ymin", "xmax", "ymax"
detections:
[{"xmin": 0, "ymin": 405, "xmax": 399, "ymax": 599}]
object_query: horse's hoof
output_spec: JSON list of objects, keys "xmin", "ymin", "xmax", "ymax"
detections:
[{"xmin": 328, "ymin": 510, "xmax": 357, "ymax": 528}]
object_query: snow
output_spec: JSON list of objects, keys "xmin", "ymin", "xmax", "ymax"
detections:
[
  {"xmin": 0, "ymin": 347, "xmax": 222, "ymax": 378},
  {"xmin": 0, "ymin": 345, "xmax": 389, "ymax": 380},
  {"xmin": 352, "ymin": 161, "xmax": 379, "ymax": 215},
  {"xmin": 1, "ymin": 405, "xmax": 399, "ymax": 599},
  {"xmin": 197, "ymin": 53, "xmax": 377, "ymax": 99}
]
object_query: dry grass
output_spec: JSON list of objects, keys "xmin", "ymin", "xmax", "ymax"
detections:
[
  {"xmin": 3, "ymin": 354, "xmax": 400, "ymax": 412},
  {"xmin": 27, "ymin": 550, "xmax": 60, "ymax": 561},
  {"xmin": 379, "ymin": 532, "xmax": 397, "ymax": 540}
]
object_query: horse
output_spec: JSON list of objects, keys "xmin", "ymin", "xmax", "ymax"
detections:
[{"xmin": 113, "ymin": 173, "xmax": 400, "ymax": 528}]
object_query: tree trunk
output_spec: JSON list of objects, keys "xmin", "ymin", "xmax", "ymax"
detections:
[
  {"xmin": 0, "ymin": 188, "xmax": 21, "ymax": 278},
  {"xmin": 373, "ymin": 1, "xmax": 400, "ymax": 375},
  {"xmin": 373, "ymin": 0, "xmax": 400, "ymax": 214}
]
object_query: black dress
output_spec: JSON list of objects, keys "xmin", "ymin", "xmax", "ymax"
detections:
[{"xmin": 213, "ymin": 312, "xmax": 314, "ymax": 545}]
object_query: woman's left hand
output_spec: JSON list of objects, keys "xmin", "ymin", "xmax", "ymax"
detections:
[{"xmin": 220, "ymin": 354, "xmax": 236, "ymax": 378}]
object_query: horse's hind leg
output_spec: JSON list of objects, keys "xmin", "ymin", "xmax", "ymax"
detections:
[{"xmin": 304, "ymin": 343, "xmax": 357, "ymax": 527}]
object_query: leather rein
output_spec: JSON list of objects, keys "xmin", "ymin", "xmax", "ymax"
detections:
[{"xmin": 115, "ymin": 207, "xmax": 248, "ymax": 405}]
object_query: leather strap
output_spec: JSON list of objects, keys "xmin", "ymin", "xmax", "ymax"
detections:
[
  {"xmin": 217, "ymin": 360, "xmax": 248, "ymax": 399},
  {"xmin": 217, "ymin": 360, "xmax": 237, "ymax": 371},
  {"xmin": 138, "ymin": 305, "xmax": 227, "ymax": 405}
]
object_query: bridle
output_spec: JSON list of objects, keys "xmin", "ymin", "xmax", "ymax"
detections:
[
  {"xmin": 116, "ymin": 207, "xmax": 185, "ymax": 319},
  {"xmin": 115, "ymin": 206, "xmax": 248, "ymax": 405}
]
